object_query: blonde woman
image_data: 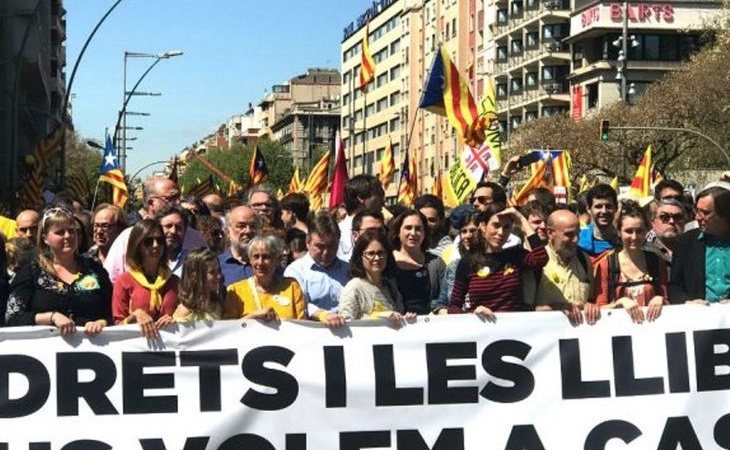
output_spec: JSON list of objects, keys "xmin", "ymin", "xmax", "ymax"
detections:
[{"xmin": 5, "ymin": 207, "xmax": 112, "ymax": 335}]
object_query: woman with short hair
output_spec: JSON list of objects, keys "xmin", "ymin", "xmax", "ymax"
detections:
[
  {"xmin": 223, "ymin": 234, "xmax": 305, "ymax": 320},
  {"xmin": 5, "ymin": 207, "xmax": 112, "ymax": 335},
  {"xmin": 111, "ymin": 219, "xmax": 179, "ymax": 338}
]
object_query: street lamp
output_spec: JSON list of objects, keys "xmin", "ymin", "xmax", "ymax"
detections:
[{"xmin": 114, "ymin": 49, "xmax": 183, "ymax": 173}]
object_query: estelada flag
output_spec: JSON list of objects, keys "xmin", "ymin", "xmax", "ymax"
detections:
[
  {"xmin": 248, "ymin": 146, "xmax": 269, "ymax": 187},
  {"xmin": 510, "ymin": 158, "xmax": 549, "ymax": 206},
  {"xmin": 419, "ymin": 44, "xmax": 481, "ymax": 146},
  {"xmin": 359, "ymin": 21, "xmax": 376, "ymax": 91},
  {"xmin": 329, "ymin": 130, "xmax": 348, "ymax": 210},
  {"xmin": 98, "ymin": 134, "xmax": 128, "ymax": 208}
]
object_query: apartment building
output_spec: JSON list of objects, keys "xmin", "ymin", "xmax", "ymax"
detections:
[
  {"xmin": 484, "ymin": 0, "xmax": 572, "ymax": 143},
  {"xmin": 0, "ymin": 0, "xmax": 67, "ymax": 205},
  {"xmin": 566, "ymin": 0, "xmax": 722, "ymax": 118},
  {"xmin": 341, "ymin": 0, "xmax": 483, "ymax": 198}
]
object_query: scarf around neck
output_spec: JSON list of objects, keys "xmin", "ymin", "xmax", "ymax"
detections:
[{"xmin": 128, "ymin": 266, "xmax": 171, "ymax": 313}]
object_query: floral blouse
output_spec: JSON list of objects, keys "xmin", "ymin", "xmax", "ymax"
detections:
[{"xmin": 5, "ymin": 256, "xmax": 113, "ymax": 326}]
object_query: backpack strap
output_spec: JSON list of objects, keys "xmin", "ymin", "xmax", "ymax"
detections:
[{"xmin": 607, "ymin": 251, "xmax": 620, "ymax": 304}]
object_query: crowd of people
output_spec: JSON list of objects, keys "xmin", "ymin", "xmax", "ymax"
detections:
[{"xmin": 0, "ymin": 167, "xmax": 728, "ymax": 338}]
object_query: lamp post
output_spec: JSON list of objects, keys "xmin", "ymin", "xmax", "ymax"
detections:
[{"xmin": 113, "ymin": 50, "xmax": 182, "ymax": 173}]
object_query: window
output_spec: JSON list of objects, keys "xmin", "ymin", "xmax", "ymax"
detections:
[
  {"xmin": 511, "ymin": 39, "xmax": 523, "ymax": 55},
  {"xmin": 526, "ymin": 72, "xmax": 538, "ymax": 88},
  {"xmin": 644, "ymin": 35, "xmax": 661, "ymax": 60},
  {"xmin": 377, "ymin": 98, "xmax": 388, "ymax": 112},
  {"xmin": 390, "ymin": 91, "xmax": 401, "ymax": 106},
  {"xmin": 526, "ymin": 31, "xmax": 539, "ymax": 49},
  {"xmin": 510, "ymin": 115, "xmax": 522, "ymax": 129},
  {"xmin": 390, "ymin": 65, "xmax": 400, "ymax": 81},
  {"xmin": 390, "ymin": 39, "xmax": 400, "ymax": 55},
  {"xmin": 511, "ymin": 1, "xmax": 523, "ymax": 17},
  {"xmin": 390, "ymin": 116, "xmax": 400, "ymax": 132},
  {"xmin": 497, "ymin": 46, "xmax": 508, "ymax": 61},
  {"xmin": 510, "ymin": 78, "xmax": 523, "ymax": 94},
  {"xmin": 542, "ymin": 24, "xmax": 568, "ymax": 41},
  {"xmin": 496, "ymin": 83, "xmax": 508, "ymax": 98},
  {"xmin": 376, "ymin": 73, "xmax": 388, "ymax": 88},
  {"xmin": 526, "ymin": 0, "xmax": 539, "ymax": 9},
  {"xmin": 366, "ymin": 103, "xmax": 375, "ymax": 116},
  {"xmin": 526, "ymin": 111, "xmax": 538, "ymax": 122},
  {"xmin": 497, "ymin": 9, "xmax": 508, "ymax": 23},
  {"xmin": 451, "ymin": 18, "xmax": 456, "ymax": 37}
]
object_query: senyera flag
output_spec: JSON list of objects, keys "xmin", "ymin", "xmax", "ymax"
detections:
[{"xmin": 359, "ymin": 21, "xmax": 376, "ymax": 91}]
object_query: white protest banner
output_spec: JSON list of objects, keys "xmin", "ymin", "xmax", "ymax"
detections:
[{"xmin": 0, "ymin": 306, "xmax": 729, "ymax": 449}]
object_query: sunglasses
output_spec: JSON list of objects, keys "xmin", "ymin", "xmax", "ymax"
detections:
[
  {"xmin": 471, "ymin": 195, "xmax": 492, "ymax": 205},
  {"xmin": 142, "ymin": 236, "xmax": 165, "ymax": 247},
  {"xmin": 658, "ymin": 213, "xmax": 684, "ymax": 224}
]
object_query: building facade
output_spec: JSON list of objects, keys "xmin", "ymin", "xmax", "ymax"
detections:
[
  {"xmin": 567, "ymin": 0, "xmax": 721, "ymax": 118},
  {"xmin": 0, "ymin": 0, "xmax": 67, "ymax": 206},
  {"xmin": 341, "ymin": 0, "xmax": 483, "ymax": 199}
]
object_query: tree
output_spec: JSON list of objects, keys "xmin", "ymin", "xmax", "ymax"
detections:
[
  {"xmin": 179, "ymin": 138, "xmax": 293, "ymax": 196},
  {"xmin": 507, "ymin": 24, "xmax": 730, "ymax": 184}
]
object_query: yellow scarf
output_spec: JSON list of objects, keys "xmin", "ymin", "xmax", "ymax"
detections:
[{"xmin": 128, "ymin": 267, "xmax": 171, "ymax": 313}]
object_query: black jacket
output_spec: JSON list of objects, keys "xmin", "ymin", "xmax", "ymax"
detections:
[{"xmin": 669, "ymin": 229, "xmax": 706, "ymax": 303}]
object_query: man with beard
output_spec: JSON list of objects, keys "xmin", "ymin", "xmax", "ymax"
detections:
[
  {"xmin": 155, "ymin": 205, "xmax": 189, "ymax": 277},
  {"xmin": 535, "ymin": 209, "xmax": 600, "ymax": 324},
  {"xmin": 15, "ymin": 210, "xmax": 39, "ymax": 242},
  {"xmin": 219, "ymin": 205, "xmax": 260, "ymax": 287},
  {"xmin": 646, "ymin": 198, "xmax": 686, "ymax": 263},
  {"xmin": 85, "ymin": 204, "xmax": 127, "ymax": 264},
  {"xmin": 670, "ymin": 182, "xmax": 730, "ymax": 304},
  {"xmin": 578, "ymin": 183, "xmax": 619, "ymax": 264}
]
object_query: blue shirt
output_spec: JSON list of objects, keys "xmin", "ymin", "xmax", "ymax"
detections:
[
  {"xmin": 700, "ymin": 233, "xmax": 730, "ymax": 302},
  {"xmin": 578, "ymin": 224, "xmax": 615, "ymax": 257},
  {"xmin": 219, "ymin": 250, "xmax": 253, "ymax": 287},
  {"xmin": 284, "ymin": 254, "xmax": 350, "ymax": 316}
]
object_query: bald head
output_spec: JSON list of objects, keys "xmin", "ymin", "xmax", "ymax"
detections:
[
  {"xmin": 144, "ymin": 177, "xmax": 180, "ymax": 217},
  {"xmin": 226, "ymin": 205, "xmax": 259, "ymax": 259},
  {"xmin": 202, "ymin": 193, "xmax": 225, "ymax": 218},
  {"xmin": 547, "ymin": 209, "xmax": 580, "ymax": 260},
  {"xmin": 15, "ymin": 210, "xmax": 39, "ymax": 241}
]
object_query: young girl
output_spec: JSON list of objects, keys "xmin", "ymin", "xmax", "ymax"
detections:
[
  {"xmin": 595, "ymin": 200, "xmax": 668, "ymax": 323},
  {"xmin": 174, "ymin": 248, "xmax": 223, "ymax": 322}
]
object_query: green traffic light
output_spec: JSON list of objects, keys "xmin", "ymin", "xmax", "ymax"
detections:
[{"xmin": 601, "ymin": 133, "xmax": 609, "ymax": 142}]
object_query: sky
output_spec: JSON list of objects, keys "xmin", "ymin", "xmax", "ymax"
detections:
[{"xmin": 65, "ymin": 0, "xmax": 367, "ymax": 177}]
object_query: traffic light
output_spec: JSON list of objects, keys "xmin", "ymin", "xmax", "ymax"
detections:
[{"xmin": 600, "ymin": 120, "xmax": 610, "ymax": 142}]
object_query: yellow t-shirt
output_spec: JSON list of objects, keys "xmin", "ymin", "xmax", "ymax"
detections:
[
  {"xmin": 223, "ymin": 276, "xmax": 306, "ymax": 320},
  {"xmin": 0, "ymin": 216, "xmax": 17, "ymax": 240}
]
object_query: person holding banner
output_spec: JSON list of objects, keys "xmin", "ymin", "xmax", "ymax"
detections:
[
  {"xmin": 447, "ymin": 205, "xmax": 548, "ymax": 317},
  {"xmin": 223, "ymin": 235, "xmax": 306, "ymax": 321},
  {"xmin": 173, "ymin": 248, "xmax": 223, "ymax": 322},
  {"xmin": 5, "ymin": 207, "xmax": 112, "ymax": 335},
  {"xmin": 594, "ymin": 201, "xmax": 668, "ymax": 323},
  {"xmin": 389, "ymin": 210, "xmax": 445, "ymax": 315},
  {"xmin": 111, "ymin": 219, "xmax": 179, "ymax": 338},
  {"xmin": 338, "ymin": 230, "xmax": 411, "ymax": 325}
]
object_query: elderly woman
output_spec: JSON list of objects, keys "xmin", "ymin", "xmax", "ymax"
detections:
[
  {"xmin": 5, "ymin": 207, "xmax": 112, "ymax": 335},
  {"xmin": 223, "ymin": 234, "xmax": 305, "ymax": 320}
]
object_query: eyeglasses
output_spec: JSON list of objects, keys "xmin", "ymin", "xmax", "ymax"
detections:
[
  {"xmin": 471, "ymin": 196, "xmax": 492, "ymax": 205},
  {"xmin": 93, "ymin": 222, "xmax": 116, "ymax": 230},
  {"xmin": 142, "ymin": 236, "xmax": 165, "ymax": 247},
  {"xmin": 153, "ymin": 193, "xmax": 180, "ymax": 204},
  {"xmin": 658, "ymin": 213, "xmax": 684, "ymax": 224},
  {"xmin": 362, "ymin": 250, "xmax": 387, "ymax": 261},
  {"xmin": 250, "ymin": 202, "xmax": 273, "ymax": 209}
]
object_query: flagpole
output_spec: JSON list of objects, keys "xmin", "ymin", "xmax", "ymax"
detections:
[
  {"xmin": 362, "ymin": 88, "xmax": 367, "ymax": 164},
  {"xmin": 90, "ymin": 178, "xmax": 102, "ymax": 212},
  {"xmin": 349, "ymin": 73, "xmax": 355, "ymax": 173}
]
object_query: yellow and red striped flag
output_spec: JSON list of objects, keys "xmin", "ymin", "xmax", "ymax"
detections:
[
  {"xmin": 419, "ymin": 44, "xmax": 480, "ymax": 145},
  {"xmin": 379, "ymin": 136, "xmax": 395, "ymax": 189},
  {"xmin": 431, "ymin": 172, "xmax": 443, "ymax": 198},
  {"xmin": 509, "ymin": 158, "xmax": 549, "ymax": 206},
  {"xmin": 248, "ymin": 146, "xmax": 269, "ymax": 187},
  {"xmin": 359, "ymin": 21, "xmax": 376, "ymax": 91},
  {"xmin": 397, "ymin": 147, "xmax": 416, "ymax": 206},
  {"xmin": 98, "ymin": 135, "xmax": 128, "ymax": 208},
  {"xmin": 303, "ymin": 151, "xmax": 330, "ymax": 207},
  {"xmin": 288, "ymin": 167, "xmax": 302, "ymax": 193},
  {"xmin": 629, "ymin": 145, "xmax": 653, "ymax": 200}
]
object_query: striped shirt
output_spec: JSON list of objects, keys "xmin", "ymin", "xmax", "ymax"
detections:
[{"xmin": 448, "ymin": 235, "xmax": 548, "ymax": 313}]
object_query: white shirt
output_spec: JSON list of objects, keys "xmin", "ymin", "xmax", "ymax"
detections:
[{"xmin": 337, "ymin": 214, "xmax": 355, "ymax": 262}]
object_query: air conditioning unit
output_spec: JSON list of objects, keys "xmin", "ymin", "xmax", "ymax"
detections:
[{"xmin": 544, "ymin": 41, "xmax": 562, "ymax": 52}]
